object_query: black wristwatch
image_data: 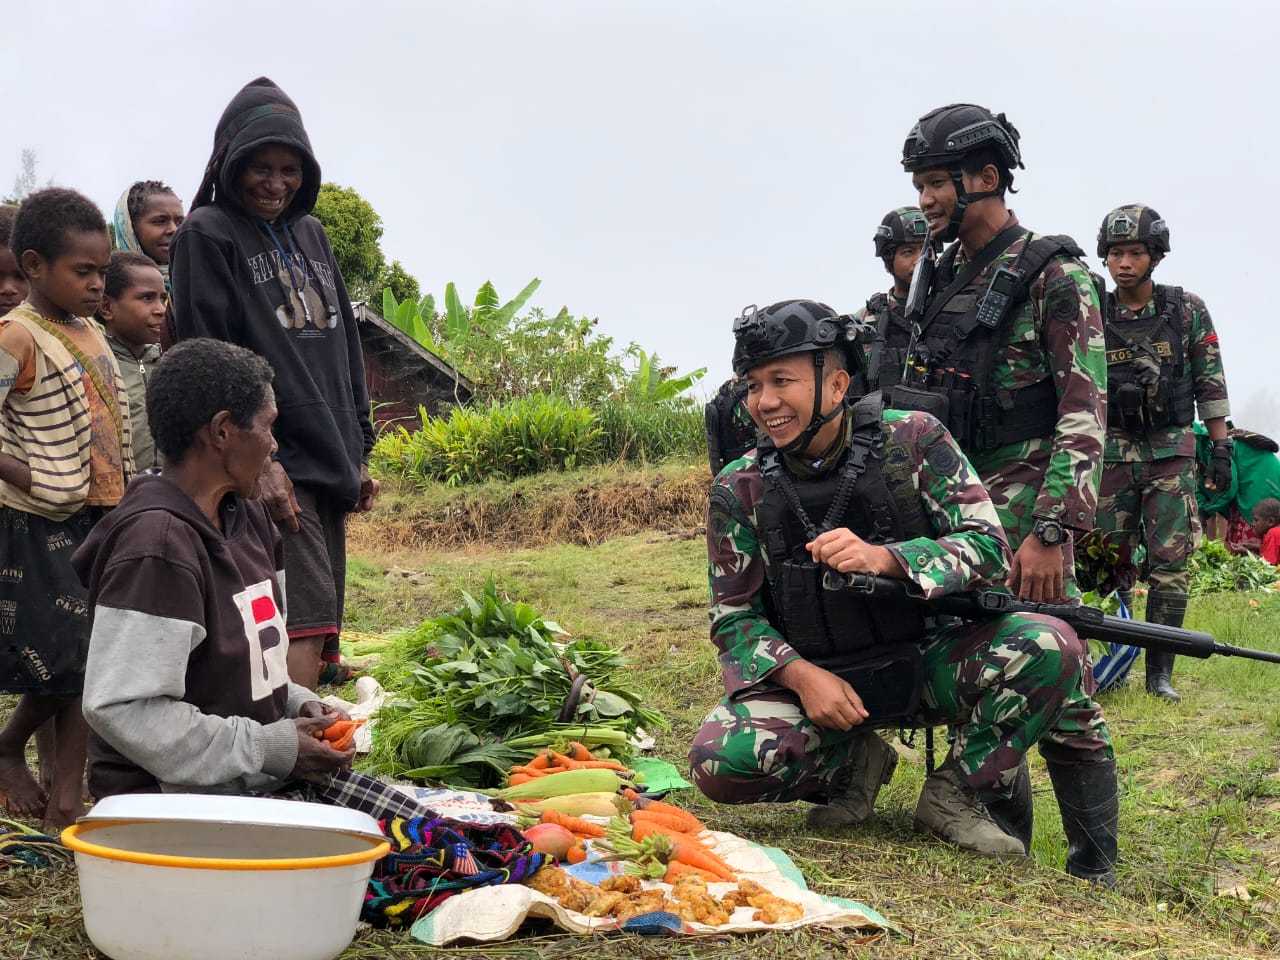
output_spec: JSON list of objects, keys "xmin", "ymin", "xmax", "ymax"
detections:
[{"xmin": 1032, "ymin": 518, "xmax": 1066, "ymax": 547}]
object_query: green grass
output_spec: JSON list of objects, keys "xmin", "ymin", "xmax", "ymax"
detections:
[{"xmin": 4, "ymin": 537, "xmax": 1280, "ymax": 959}]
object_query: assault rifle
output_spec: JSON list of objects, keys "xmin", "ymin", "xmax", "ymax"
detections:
[{"xmin": 822, "ymin": 571, "xmax": 1280, "ymax": 665}]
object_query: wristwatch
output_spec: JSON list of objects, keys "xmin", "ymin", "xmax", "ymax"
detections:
[{"xmin": 1032, "ymin": 518, "xmax": 1066, "ymax": 547}]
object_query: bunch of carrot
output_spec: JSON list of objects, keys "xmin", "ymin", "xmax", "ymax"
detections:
[
  {"xmin": 316, "ymin": 718, "xmax": 365, "ymax": 752},
  {"xmin": 601, "ymin": 798, "xmax": 734, "ymax": 884},
  {"xmin": 506, "ymin": 742, "xmax": 632, "ymax": 787}
]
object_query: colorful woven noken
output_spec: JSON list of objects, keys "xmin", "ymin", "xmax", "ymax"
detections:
[{"xmin": 362, "ymin": 815, "xmax": 546, "ymax": 927}]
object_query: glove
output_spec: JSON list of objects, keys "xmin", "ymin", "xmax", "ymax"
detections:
[{"xmin": 1206, "ymin": 439, "xmax": 1234, "ymax": 492}]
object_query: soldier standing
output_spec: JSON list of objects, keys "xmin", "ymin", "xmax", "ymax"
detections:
[
  {"xmin": 895, "ymin": 104, "xmax": 1106, "ymax": 601},
  {"xmin": 1095, "ymin": 205, "xmax": 1231, "ymax": 702},
  {"xmin": 690, "ymin": 300, "xmax": 1118, "ymax": 883},
  {"xmin": 857, "ymin": 207, "xmax": 929, "ymax": 392}
]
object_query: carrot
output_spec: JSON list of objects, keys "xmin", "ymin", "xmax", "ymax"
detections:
[
  {"xmin": 527, "ymin": 752, "xmax": 552, "ymax": 771},
  {"xmin": 508, "ymin": 764, "xmax": 548, "ymax": 778},
  {"xmin": 565, "ymin": 842, "xmax": 587, "ymax": 864},
  {"xmin": 622, "ymin": 787, "xmax": 639, "ymax": 802},
  {"xmin": 508, "ymin": 773, "xmax": 534, "ymax": 786},
  {"xmin": 666, "ymin": 837, "xmax": 735, "ymax": 882},
  {"xmin": 544, "ymin": 752, "xmax": 627, "ymax": 772},
  {"xmin": 540, "ymin": 809, "xmax": 606, "ymax": 838},
  {"xmin": 567, "ymin": 741, "xmax": 592, "ymax": 762},
  {"xmin": 632, "ymin": 809, "xmax": 699, "ymax": 834},
  {"xmin": 634, "ymin": 800, "xmax": 704, "ymax": 833},
  {"xmin": 320, "ymin": 719, "xmax": 362, "ymax": 743},
  {"xmin": 663, "ymin": 860, "xmax": 720, "ymax": 884},
  {"xmin": 631, "ymin": 821, "xmax": 735, "ymax": 881},
  {"xmin": 331, "ymin": 729, "xmax": 358, "ymax": 752}
]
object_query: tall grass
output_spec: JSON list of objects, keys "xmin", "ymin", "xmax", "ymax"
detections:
[{"xmin": 371, "ymin": 393, "xmax": 705, "ymax": 486}]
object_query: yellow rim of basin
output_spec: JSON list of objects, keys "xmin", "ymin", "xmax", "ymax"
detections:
[{"xmin": 62, "ymin": 820, "xmax": 390, "ymax": 871}]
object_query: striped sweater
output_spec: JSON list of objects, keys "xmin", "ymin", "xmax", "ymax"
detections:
[{"xmin": 0, "ymin": 307, "xmax": 134, "ymax": 520}]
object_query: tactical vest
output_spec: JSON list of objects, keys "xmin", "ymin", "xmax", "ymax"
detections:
[
  {"xmin": 750, "ymin": 394, "xmax": 932, "ymax": 661},
  {"xmin": 1104, "ymin": 285, "xmax": 1194, "ymax": 435},
  {"xmin": 865, "ymin": 292, "xmax": 913, "ymax": 392},
  {"xmin": 704, "ymin": 378, "xmax": 757, "ymax": 476},
  {"xmin": 888, "ymin": 229, "xmax": 1091, "ymax": 453}
]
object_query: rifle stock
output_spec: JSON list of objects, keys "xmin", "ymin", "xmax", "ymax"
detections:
[{"xmin": 822, "ymin": 572, "xmax": 1280, "ymax": 665}]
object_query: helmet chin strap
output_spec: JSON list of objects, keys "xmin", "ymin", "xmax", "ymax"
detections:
[
  {"xmin": 779, "ymin": 351, "xmax": 844, "ymax": 456},
  {"xmin": 940, "ymin": 168, "xmax": 1001, "ymax": 244}
]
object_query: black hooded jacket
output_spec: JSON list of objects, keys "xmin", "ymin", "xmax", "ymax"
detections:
[{"xmin": 170, "ymin": 77, "xmax": 373, "ymax": 510}]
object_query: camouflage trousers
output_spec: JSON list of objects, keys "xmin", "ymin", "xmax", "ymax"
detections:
[
  {"xmin": 1097, "ymin": 457, "xmax": 1199, "ymax": 594},
  {"xmin": 971, "ymin": 439, "xmax": 1079, "ymax": 596},
  {"xmin": 689, "ymin": 613, "xmax": 1112, "ymax": 806}
]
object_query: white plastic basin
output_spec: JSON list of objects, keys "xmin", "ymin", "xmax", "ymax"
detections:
[{"xmin": 62, "ymin": 794, "xmax": 389, "ymax": 960}]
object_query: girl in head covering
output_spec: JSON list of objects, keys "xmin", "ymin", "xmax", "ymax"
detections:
[{"xmin": 110, "ymin": 181, "xmax": 184, "ymax": 286}]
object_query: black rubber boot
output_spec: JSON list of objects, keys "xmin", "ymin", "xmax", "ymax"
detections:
[
  {"xmin": 1144, "ymin": 590, "xmax": 1187, "ymax": 703},
  {"xmin": 985, "ymin": 757, "xmax": 1033, "ymax": 853},
  {"xmin": 1045, "ymin": 758, "xmax": 1119, "ymax": 887}
]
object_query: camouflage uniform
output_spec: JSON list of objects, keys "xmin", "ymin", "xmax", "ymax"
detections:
[
  {"xmin": 853, "ymin": 291, "xmax": 910, "ymax": 391},
  {"xmin": 689, "ymin": 408, "xmax": 1113, "ymax": 805},
  {"xmin": 1097, "ymin": 291, "xmax": 1229, "ymax": 594},
  {"xmin": 940, "ymin": 221, "xmax": 1107, "ymax": 553}
]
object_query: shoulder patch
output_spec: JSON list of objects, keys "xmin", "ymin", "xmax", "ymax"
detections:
[{"xmin": 925, "ymin": 441, "xmax": 961, "ymax": 477}]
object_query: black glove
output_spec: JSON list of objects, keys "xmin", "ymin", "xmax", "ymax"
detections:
[{"xmin": 1207, "ymin": 439, "xmax": 1234, "ymax": 492}]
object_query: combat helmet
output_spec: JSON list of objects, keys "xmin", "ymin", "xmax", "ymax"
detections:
[
  {"xmin": 873, "ymin": 206, "xmax": 930, "ymax": 260},
  {"xmin": 1097, "ymin": 204, "xmax": 1170, "ymax": 259},
  {"xmin": 901, "ymin": 103, "xmax": 1024, "ymax": 242},
  {"xmin": 731, "ymin": 300, "xmax": 869, "ymax": 454}
]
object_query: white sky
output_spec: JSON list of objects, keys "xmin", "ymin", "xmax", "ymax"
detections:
[{"xmin": 4, "ymin": 0, "xmax": 1277, "ymax": 431}]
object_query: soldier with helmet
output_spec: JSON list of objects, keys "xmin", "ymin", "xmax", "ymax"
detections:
[
  {"xmin": 895, "ymin": 103, "xmax": 1107, "ymax": 604},
  {"xmin": 689, "ymin": 300, "xmax": 1118, "ymax": 883},
  {"xmin": 857, "ymin": 207, "xmax": 930, "ymax": 391},
  {"xmin": 1096, "ymin": 204, "xmax": 1232, "ymax": 702}
]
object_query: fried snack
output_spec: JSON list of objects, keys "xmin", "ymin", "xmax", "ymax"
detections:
[
  {"xmin": 559, "ymin": 885, "xmax": 596, "ymax": 914},
  {"xmin": 720, "ymin": 889, "xmax": 749, "ymax": 911},
  {"xmin": 614, "ymin": 893, "xmax": 672, "ymax": 923},
  {"xmin": 746, "ymin": 891, "xmax": 804, "ymax": 924},
  {"xmin": 525, "ymin": 865, "xmax": 570, "ymax": 897},
  {"xmin": 670, "ymin": 873, "xmax": 709, "ymax": 900},
  {"xmin": 584, "ymin": 890, "xmax": 628, "ymax": 917},
  {"xmin": 600, "ymin": 874, "xmax": 642, "ymax": 895}
]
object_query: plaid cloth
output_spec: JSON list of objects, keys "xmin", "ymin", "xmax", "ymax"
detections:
[
  {"xmin": 277, "ymin": 769, "xmax": 436, "ymax": 822},
  {"xmin": 362, "ymin": 816, "xmax": 546, "ymax": 928}
]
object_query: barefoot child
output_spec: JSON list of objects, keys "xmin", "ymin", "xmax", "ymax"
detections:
[
  {"xmin": 0, "ymin": 188, "xmax": 133, "ymax": 829},
  {"xmin": 1254, "ymin": 498, "xmax": 1280, "ymax": 565},
  {"xmin": 98, "ymin": 253, "xmax": 165, "ymax": 471}
]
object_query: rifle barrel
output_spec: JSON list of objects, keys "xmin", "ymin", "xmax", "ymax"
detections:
[{"xmin": 827, "ymin": 572, "xmax": 1280, "ymax": 665}]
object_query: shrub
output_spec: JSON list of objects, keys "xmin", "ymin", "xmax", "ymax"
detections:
[
  {"xmin": 371, "ymin": 394, "xmax": 706, "ymax": 486},
  {"xmin": 372, "ymin": 395, "xmax": 601, "ymax": 486}
]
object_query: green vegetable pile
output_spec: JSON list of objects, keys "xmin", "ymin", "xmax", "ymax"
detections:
[
  {"xmin": 1189, "ymin": 539, "xmax": 1279, "ymax": 596},
  {"xmin": 364, "ymin": 582, "xmax": 665, "ymax": 787}
]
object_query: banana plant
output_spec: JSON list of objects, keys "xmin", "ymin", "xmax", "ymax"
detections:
[{"xmin": 622, "ymin": 347, "xmax": 706, "ymax": 405}]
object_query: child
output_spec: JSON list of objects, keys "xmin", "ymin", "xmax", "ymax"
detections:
[
  {"xmin": 1254, "ymin": 498, "xmax": 1280, "ymax": 565},
  {"xmin": 110, "ymin": 182, "xmax": 183, "ymax": 280},
  {"xmin": 0, "ymin": 205, "xmax": 28, "ymax": 316},
  {"xmin": 111, "ymin": 182, "xmax": 183, "ymax": 349},
  {"xmin": 0, "ymin": 188, "xmax": 133, "ymax": 829},
  {"xmin": 97, "ymin": 252, "xmax": 165, "ymax": 471}
]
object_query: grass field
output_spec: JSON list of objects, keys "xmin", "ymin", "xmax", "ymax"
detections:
[{"xmin": 4, "ymin": 513, "xmax": 1280, "ymax": 958}]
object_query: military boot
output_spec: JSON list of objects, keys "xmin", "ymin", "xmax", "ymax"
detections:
[
  {"xmin": 984, "ymin": 756, "xmax": 1033, "ymax": 853},
  {"xmin": 807, "ymin": 730, "xmax": 898, "ymax": 829},
  {"xmin": 1144, "ymin": 589, "xmax": 1188, "ymax": 703},
  {"xmin": 1045, "ymin": 757, "xmax": 1119, "ymax": 887},
  {"xmin": 914, "ymin": 762, "xmax": 1026, "ymax": 857}
]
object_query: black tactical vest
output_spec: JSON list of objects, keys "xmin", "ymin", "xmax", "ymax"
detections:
[
  {"xmin": 888, "ymin": 229, "xmax": 1090, "ymax": 453},
  {"xmin": 1104, "ymin": 285, "xmax": 1194, "ymax": 435},
  {"xmin": 750, "ymin": 394, "xmax": 932, "ymax": 661},
  {"xmin": 704, "ymin": 378, "xmax": 757, "ymax": 476},
  {"xmin": 865, "ymin": 292, "xmax": 913, "ymax": 392}
]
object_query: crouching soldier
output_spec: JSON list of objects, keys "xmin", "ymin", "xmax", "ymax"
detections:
[{"xmin": 689, "ymin": 299, "xmax": 1120, "ymax": 883}]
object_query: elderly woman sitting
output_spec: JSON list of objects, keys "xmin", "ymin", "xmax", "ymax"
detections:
[{"xmin": 74, "ymin": 338, "xmax": 421, "ymax": 820}]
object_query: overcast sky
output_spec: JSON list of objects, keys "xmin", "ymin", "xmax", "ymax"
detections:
[{"xmin": 4, "ymin": 1, "xmax": 1277, "ymax": 430}]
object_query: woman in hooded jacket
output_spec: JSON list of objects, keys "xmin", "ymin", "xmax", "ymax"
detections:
[{"xmin": 169, "ymin": 77, "xmax": 378, "ymax": 690}]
